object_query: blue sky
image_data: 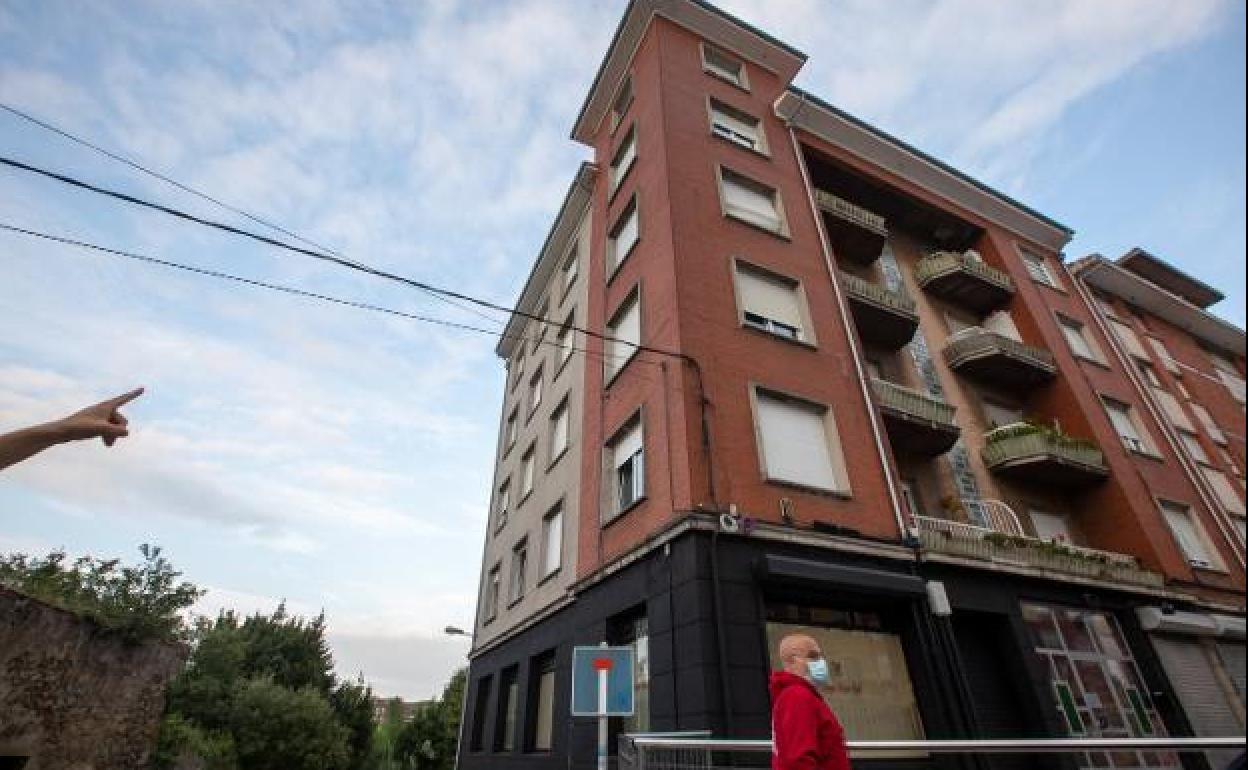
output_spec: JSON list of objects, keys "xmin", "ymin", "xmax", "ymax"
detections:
[{"xmin": 1, "ymin": 0, "xmax": 1243, "ymax": 699}]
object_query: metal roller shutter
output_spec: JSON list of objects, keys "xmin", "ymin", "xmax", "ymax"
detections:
[
  {"xmin": 1150, "ymin": 636, "xmax": 1241, "ymax": 769},
  {"xmin": 1215, "ymin": 642, "xmax": 1245, "ymax": 705}
]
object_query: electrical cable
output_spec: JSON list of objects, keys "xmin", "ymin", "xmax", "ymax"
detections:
[
  {"xmin": 0, "ymin": 221, "xmax": 664, "ymax": 373},
  {"xmin": 0, "ymin": 103, "xmax": 506, "ymax": 329},
  {"xmin": 0, "ymin": 154, "xmax": 691, "ymax": 365}
]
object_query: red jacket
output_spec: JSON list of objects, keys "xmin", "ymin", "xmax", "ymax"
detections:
[{"xmin": 770, "ymin": 671, "xmax": 850, "ymax": 770}]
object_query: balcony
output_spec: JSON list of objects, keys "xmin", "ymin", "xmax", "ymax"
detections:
[
  {"xmin": 912, "ymin": 512, "xmax": 1163, "ymax": 590},
  {"xmin": 915, "ymin": 251, "xmax": 1014, "ymax": 313},
  {"xmin": 982, "ymin": 423, "xmax": 1109, "ymax": 487},
  {"xmin": 871, "ymin": 378, "xmax": 960, "ymax": 455},
  {"xmin": 840, "ymin": 272, "xmax": 919, "ymax": 348},
  {"xmin": 944, "ymin": 328, "xmax": 1056, "ymax": 389},
  {"xmin": 815, "ymin": 190, "xmax": 888, "ymax": 265}
]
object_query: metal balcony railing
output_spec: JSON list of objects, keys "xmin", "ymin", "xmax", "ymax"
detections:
[
  {"xmin": 839, "ymin": 271, "xmax": 917, "ymax": 317},
  {"xmin": 871, "ymin": 378, "xmax": 955, "ymax": 426},
  {"xmin": 814, "ymin": 190, "xmax": 887, "ymax": 236},
  {"xmin": 916, "ymin": 250, "xmax": 1014, "ymax": 293},
  {"xmin": 944, "ymin": 327, "xmax": 1056, "ymax": 374},
  {"xmin": 982, "ymin": 422, "xmax": 1106, "ymax": 474}
]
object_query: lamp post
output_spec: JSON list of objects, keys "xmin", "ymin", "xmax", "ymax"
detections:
[{"xmin": 446, "ymin": 625, "xmax": 472, "ymax": 770}]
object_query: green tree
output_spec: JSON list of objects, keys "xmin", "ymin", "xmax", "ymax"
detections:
[
  {"xmin": 331, "ymin": 677, "xmax": 376, "ymax": 770},
  {"xmin": 392, "ymin": 668, "xmax": 466, "ymax": 770},
  {"xmin": 0, "ymin": 543, "xmax": 202, "ymax": 643},
  {"xmin": 229, "ymin": 678, "xmax": 350, "ymax": 770}
]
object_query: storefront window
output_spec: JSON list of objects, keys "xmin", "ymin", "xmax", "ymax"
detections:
[
  {"xmin": 765, "ymin": 606, "xmax": 925, "ymax": 755},
  {"xmin": 1022, "ymin": 602, "xmax": 1176, "ymax": 770}
]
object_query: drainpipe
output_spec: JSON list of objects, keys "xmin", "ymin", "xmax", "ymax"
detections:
[
  {"xmin": 784, "ymin": 124, "xmax": 909, "ymax": 540},
  {"xmin": 1072, "ymin": 259, "xmax": 1245, "ymax": 570}
]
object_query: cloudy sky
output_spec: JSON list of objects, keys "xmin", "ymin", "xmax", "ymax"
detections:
[{"xmin": 1, "ymin": 0, "xmax": 1243, "ymax": 699}]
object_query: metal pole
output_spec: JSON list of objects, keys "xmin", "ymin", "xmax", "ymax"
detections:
[
  {"xmin": 597, "ymin": 642, "xmax": 609, "ymax": 770},
  {"xmin": 626, "ymin": 736, "xmax": 1246, "ymax": 755}
]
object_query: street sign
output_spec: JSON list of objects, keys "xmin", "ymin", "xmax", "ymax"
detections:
[{"xmin": 571, "ymin": 645, "xmax": 634, "ymax": 716}]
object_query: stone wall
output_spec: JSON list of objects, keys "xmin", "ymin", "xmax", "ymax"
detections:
[{"xmin": 0, "ymin": 587, "xmax": 186, "ymax": 769}]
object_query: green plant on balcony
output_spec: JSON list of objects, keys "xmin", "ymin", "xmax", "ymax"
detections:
[
  {"xmin": 981, "ymin": 531, "xmax": 1115, "ymax": 565},
  {"xmin": 984, "ymin": 420, "xmax": 1099, "ymax": 452}
]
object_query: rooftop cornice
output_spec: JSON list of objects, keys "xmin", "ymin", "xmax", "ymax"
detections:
[
  {"xmin": 496, "ymin": 162, "xmax": 597, "ymax": 359},
  {"xmin": 1073, "ymin": 254, "xmax": 1245, "ymax": 357},
  {"xmin": 775, "ymin": 87, "xmax": 1074, "ymax": 253},
  {"xmin": 570, "ymin": 0, "xmax": 807, "ymax": 145}
]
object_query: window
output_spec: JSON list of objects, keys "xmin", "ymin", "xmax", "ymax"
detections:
[
  {"xmin": 1102, "ymin": 397, "xmax": 1152, "ymax": 454},
  {"xmin": 484, "ymin": 564, "xmax": 501, "ymax": 623},
  {"xmin": 1220, "ymin": 447, "xmax": 1242, "ymax": 477},
  {"xmin": 1160, "ymin": 500, "xmax": 1217, "ymax": 569},
  {"xmin": 1174, "ymin": 376, "xmax": 1192, "ymax": 400},
  {"xmin": 609, "ymin": 611, "xmax": 651, "ymax": 734},
  {"xmin": 1019, "ymin": 247, "xmax": 1059, "ymax": 287},
  {"xmin": 1214, "ymin": 364, "xmax": 1247, "ymax": 404},
  {"xmin": 736, "ymin": 262, "xmax": 806, "ymax": 341},
  {"xmin": 899, "ymin": 479, "xmax": 923, "ymax": 519},
  {"xmin": 983, "ymin": 309, "xmax": 1022, "ymax": 341},
  {"xmin": 1191, "ymin": 403, "xmax": 1228, "ymax": 445},
  {"xmin": 1108, "ymin": 318, "xmax": 1149, "ymax": 359},
  {"xmin": 765, "ymin": 606, "xmax": 925, "ymax": 750},
  {"xmin": 609, "ymin": 416, "xmax": 645, "ymax": 516},
  {"xmin": 509, "ymin": 539, "xmax": 528, "ymax": 604},
  {"xmin": 541, "ymin": 505, "xmax": 563, "ymax": 578},
  {"xmin": 521, "ymin": 446, "xmax": 536, "ymax": 498},
  {"xmin": 1092, "ymin": 293, "xmax": 1118, "ymax": 318},
  {"xmin": 710, "ymin": 98, "xmax": 763, "ymax": 152},
  {"xmin": 611, "ymin": 75, "xmax": 633, "ymax": 130},
  {"xmin": 719, "ymin": 168, "xmax": 786, "ymax": 235},
  {"xmin": 1179, "ymin": 430, "xmax": 1211, "ymax": 464},
  {"xmin": 863, "ymin": 357, "xmax": 884, "ymax": 382},
  {"xmin": 505, "ymin": 407, "xmax": 518, "ymax": 451},
  {"xmin": 528, "ymin": 367, "xmax": 544, "ymax": 414},
  {"xmin": 550, "ymin": 398, "xmax": 570, "ymax": 461},
  {"xmin": 496, "ymin": 666, "xmax": 519, "ymax": 752},
  {"xmin": 984, "ymin": 400, "xmax": 1025, "ymax": 429},
  {"xmin": 555, "ymin": 312, "xmax": 575, "ymax": 369},
  {"xmin": 755, "ymin": 389, "xmax": 848, "ymax": 493},
  {"xmin": 510, "ymin": 351, "xmax": 525, "ymax": 389},
  {"xmin": 701, "ymin": 43, "xmax": 747, "ymax": 89},
  {"xmin": 608, "ymin": 197, "xmax": 640, "ymax": 273},
  {"xmin": 1030, "ymin": 508, "xmax": 1074, "ymax": 543},
  {"xmin": 605, "ymin": 291, "xmax": 640, "ymax": 382},
  {"xmin": 529, "ymin": 653, "xmax": 556, "ymax": 752},
  {"xmin": 1201, "ymin": 467, "xmax": 1246, "ymax": 516},
  {"xmin": 1153, "ymin": 387, "xmax": 1194, "ymax": 431},
  {"xmin": 1137, "ymin": 361, "xmax": 1163, "ymax": 388},
  {"xmin": 495, "ymin": 481, "xmax": 511, "ymax": 531},
  {"xmin": 1058, "ymin": 315, "xmax": 1103, "ymax": 362},
  {"xmin": 1148, "ymin": 336, "xmax": 1180, "ymax": 374},
  {"xmin": 470, "ymin": 676, "xmax": 492, "ymax": 751},
  {"xmin": 561, "ymin": 245, "xmax": 579, "ymax": 294},
  {"xmin": 529, "ymin": 300, "xmax": 548, "ymax": 353},
  {"xmin": 609, "ymin": 126, "xmax": 637, "ymax": 194}
]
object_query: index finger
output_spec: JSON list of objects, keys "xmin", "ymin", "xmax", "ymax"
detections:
[{"xmin": 104, "ymin": 387, "xmax": 145, "ymax": 409}]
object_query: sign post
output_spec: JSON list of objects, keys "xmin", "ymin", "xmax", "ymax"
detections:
[{"xmin": 572, "ymin": 644, "xmax": 635, "ymax": 770}]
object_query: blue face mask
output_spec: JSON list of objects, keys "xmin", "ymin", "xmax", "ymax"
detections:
[{"xmin": 806, "ymin": 657, "xmax": 830, "ymax": 685}]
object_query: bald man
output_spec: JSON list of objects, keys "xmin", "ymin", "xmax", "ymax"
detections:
[{"xmin": 770, "ymin": 633, "xmax": 850, "ymax": 770}]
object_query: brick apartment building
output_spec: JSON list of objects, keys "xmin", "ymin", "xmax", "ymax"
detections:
[{"xmin": 459, "ymin": 2, "xmax": 1247, "ymax": 769}]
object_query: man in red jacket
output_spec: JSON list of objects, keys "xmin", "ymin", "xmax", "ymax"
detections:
[{"xmin": 770, "ymin": 633, "xmax": 851, "ymax": 770}]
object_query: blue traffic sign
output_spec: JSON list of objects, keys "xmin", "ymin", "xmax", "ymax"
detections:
[{"xmin": 570, "ymin": 645, "xmax": 634, "ymax": 717}]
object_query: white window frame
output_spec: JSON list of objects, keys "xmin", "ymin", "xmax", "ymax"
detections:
[
  {"xmin": 529, "ymin": 300, "xmax": 549, "ymax": 354},
  {"xmin": 509, "ymin": 538, "xmax": 528, "ymax": 604},
  {"xmin": 1018, "ymin": 246, "xmax": 1060, "ymax": 288},
  {"xmin": 1158, "ymin": 499, "xmax": 1220, "ymax": 570},
  {"xmin": 733, "ymin": 260, "xmax": 812, "ymax": 344},
  {"xmin": 494, "ymin": 480, "xmax": 511, "ymax": 532},
  {"xmin": 700, "ymin": 42, "xmax": 748, "ymax": 90},
  {"xmin": 561, "ymin": 245, "xmax": 579, "ymax": 297},
  {"xmin": 555, "ymin": 311, "xmax": 576, "ymax": 372},
  {"xmin": 607, "ymin": 414, "xmax": 646, "ymax": 520},
  {"xmin": 609, "ymin": 124, "xmax": 638, "ymax": 196},
  {"xmin": 1101, "ymin": 396, "xmax": 1154, "ymax": 455},
  {"xmin": 751, "ymin": 386, "xmax": 851, "ymax": 495},
  {"xmin": 1191, "ymin": 402, "xmax": 1228, "ymax": 445},
  {"xmin": 541, "ymin": 504, "xmax": 563, "ymax": 579},
  {"xmin": 505, "ymin": 407, "xmax": 519, "ymax": 452},
  {"xmin": 717, "ymin": 167, "xmax": 788, "ymax": 237},
  {"xmin": 521, "ymin": 445, "xmax": 537, "ymax": 499},
  {"xmin": 549, "ymin": 397, "xmax": 570, "ymax": 463},
  {"xmin": 1178, "ymin": 429, "xmax": 1211, "ymax": 465},
  {"xmin": 608, "ymin": 196, "xmax": 640, "ymax": 275},
  {"xmin": 1147, "ymin": 336, "xmax": 1180, "ymax": 374},
  {"xmin": 610, "ymin": 74, "xmax": 633, "ymax": 133},
  {"xmin": 1057, "ymin": 314, "xmax": 1103, "ymax": 363},
  {"xmin": 528, "ymin": 366, "xmax": 544, "ymax": 416},
  {"xmin": 708, "ymin": 97, "xmax": 765, "ymax": 154},
  {"xmin": 485, "ymin": 563, "xmax": 501, "ymax": 622},
  {"xmin": 604, "ymin": 288, "xmax": 641, "ymax": 385}
]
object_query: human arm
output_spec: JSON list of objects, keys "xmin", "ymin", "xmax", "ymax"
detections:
[
  {"xmin": 773, "ymin": 689, "xmax": 823, "ymax": 770},
  {"xmin": 0, "ymin": 388, "xmax": 144, "ymax": 471}
]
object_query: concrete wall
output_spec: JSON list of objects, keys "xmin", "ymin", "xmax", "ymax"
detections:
[{"xmin": 0, "ymin": 587, "xmax": 186, "ymax": 770}]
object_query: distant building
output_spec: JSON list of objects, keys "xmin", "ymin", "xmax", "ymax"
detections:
[
  {"xmin": 370, "ymin": 696, "xmax": 432, "ymax": 725},
  {"xmin": 461, "ymin": 2, "xmax": 1246, "ymax": 769}
]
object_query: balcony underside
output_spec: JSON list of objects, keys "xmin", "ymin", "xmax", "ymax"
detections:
[
  {"xmin": 845, "ymin": 294, "xmax": 919, "ymax": 349},
  {"xmin": 946, "ymin": 343, "xmax": 1057, "ymax": 389},
  {"xmin": 986, "ymin": 452, "xmax": 1109, "ymax": 487},
  {"xmin": 879, "ymin": 408, "xmax": 961, "ymax": 455},
  {"xmin": 816, "ymin": 191, "xmax": 888, "ymax": 266},
  {"xmin": 919, "ymin": 269, "xmax": 1013, "ymax": 313}
]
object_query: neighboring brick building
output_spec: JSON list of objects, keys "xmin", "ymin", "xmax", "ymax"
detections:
[{"xmin": 461, "ymin": 2, "xmax": 1247, "ymax": 769}]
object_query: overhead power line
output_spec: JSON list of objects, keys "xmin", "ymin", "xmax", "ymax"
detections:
[
  {"xmin": 0, "ymin": 103, "xmax": 504, "ymax": 328},
  {"xmin": 0, "ymin": 153, "xmax": 689, "ymax": 365},
  {"xmin": 0, "ymin": 221, "xmax": 655, "ymax": 371}
]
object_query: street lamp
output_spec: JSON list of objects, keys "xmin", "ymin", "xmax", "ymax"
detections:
[{"xmin": 444, "ymin": 626, "xmax": 472, "ymax": 639}]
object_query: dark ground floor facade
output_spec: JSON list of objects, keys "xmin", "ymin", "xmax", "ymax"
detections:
[{"xmin": 457, "ymin": 524, "xmax": 1245, "ymax": 770}]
